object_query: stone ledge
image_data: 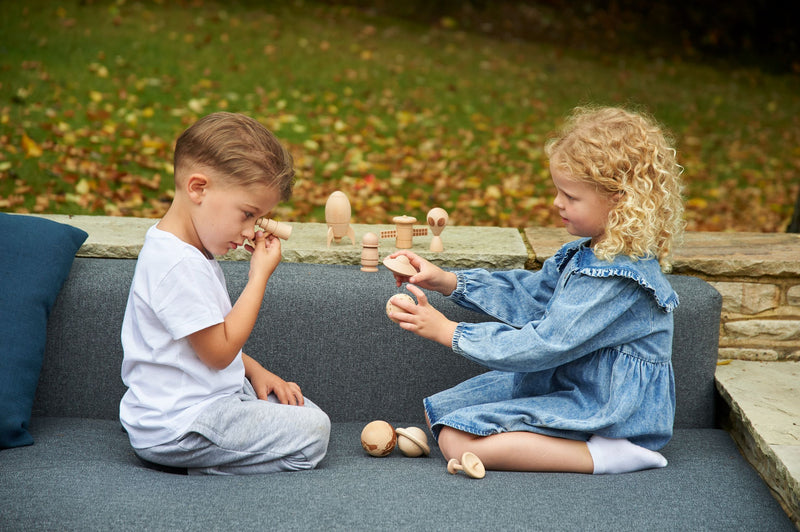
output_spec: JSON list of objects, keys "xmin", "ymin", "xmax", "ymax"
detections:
[
  {"xmin": 28, "ymin": 214, "xmax": 528, "ymax": 270},
  {"xmin": 28, "ymin": 215, "xmax": 800, "ymax": 278},
  {"xmin": 525, "ymin": 227, "xmax": 800, "ymax": 277},
  {"xmin": 715, "ymin": 361, "xmax": 800, "ymax": 526}
]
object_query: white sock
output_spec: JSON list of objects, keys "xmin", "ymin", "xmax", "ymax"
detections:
[{"xmin": 586, "ymin": 435, "xmax": 668, "ymax": 475}]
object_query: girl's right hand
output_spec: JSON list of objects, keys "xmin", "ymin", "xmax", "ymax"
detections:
[{"xmin": 388, "ymin": 250, "xmax": 457, "ymax": 296}]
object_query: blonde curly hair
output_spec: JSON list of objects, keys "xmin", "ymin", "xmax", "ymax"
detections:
[{"xmin": 545, "ymin": 106, "xmax": 685, "ymax": 267}]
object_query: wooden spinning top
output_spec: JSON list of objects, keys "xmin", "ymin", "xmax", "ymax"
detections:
[
  {"xmin": 447, "ymin": 452, "xmax": 486, "ymax": 479},
  {"xmin": 382, "ymin": 255, "xmax": 418, "ymax": 277}
]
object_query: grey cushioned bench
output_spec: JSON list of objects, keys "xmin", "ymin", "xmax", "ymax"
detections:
[{"xmin": 0, "ymin": 258, "xmax": 793, "ymax": 530}]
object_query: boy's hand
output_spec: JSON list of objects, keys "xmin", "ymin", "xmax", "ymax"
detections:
[
  {"xmin": 248, "ymin": 231, "xmax": 282, "ymax": 282},
  {"xmin": 387, "ymin": 284, "xmax": 458, "ymax": 348},
  {"xmin": 388, "ymin": 250, "xmax": 457, "ymax": 296},
  {"xmin": 249, "ymin": 366, "xmax": 304, "ymax": 406}
]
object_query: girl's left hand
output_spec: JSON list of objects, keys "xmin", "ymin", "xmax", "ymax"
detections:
[{"xmin": 388, "ymin": 284, "xmax": 458, "ymax": 348}]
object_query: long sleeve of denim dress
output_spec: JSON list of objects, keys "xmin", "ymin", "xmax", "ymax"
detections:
[{"xmin": 423, "ymin": 243, "xmax": 677, "ymax": 450}]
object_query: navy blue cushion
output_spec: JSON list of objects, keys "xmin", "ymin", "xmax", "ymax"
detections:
[{"xmin": 0, "ymin": 213, "xmax": 87, "ymax": 448}]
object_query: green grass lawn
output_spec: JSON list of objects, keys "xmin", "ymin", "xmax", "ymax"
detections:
[{"xmin": 1, "ymin": 0, "xmax": 798, "ymax": 232}]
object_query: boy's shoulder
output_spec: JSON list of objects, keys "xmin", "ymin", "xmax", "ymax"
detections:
[{"xmin": 135, "ymin": 224, "xmax": 212, "ymax": 279}]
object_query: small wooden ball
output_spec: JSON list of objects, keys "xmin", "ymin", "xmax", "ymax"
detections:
[
  {"xmin": 386, "ymin": 293, "xmax": 415, "ymax": 323},
  {"xmin": 360, "ymin": 420, "xmax": 396, "ymax": 457}
]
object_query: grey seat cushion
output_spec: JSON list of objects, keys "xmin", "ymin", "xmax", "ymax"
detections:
[{"xmin": 0, "ymin": 418, "xmax": 792, "ymax": 531}]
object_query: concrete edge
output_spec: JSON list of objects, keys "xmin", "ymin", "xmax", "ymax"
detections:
[{"xmin": 715, "ymin": 361, "xmax": 800, "ymax": 527}]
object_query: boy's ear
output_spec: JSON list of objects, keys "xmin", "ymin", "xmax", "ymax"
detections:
[{"xmin": 185, "ymin": 173, "xmax": 209, "ymax": 204}]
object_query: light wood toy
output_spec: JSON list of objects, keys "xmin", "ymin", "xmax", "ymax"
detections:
[
  {"xmin": 395, "ymin": 427, "xmax": 431, "ymax": 457},
  {"xmin": 360, "ymin": 232, "xmax": 379, "ymax": 272},
  {"xmin": 382, "ymin": 255, "xmax": 418, "ymax": 278},
  {"xmin": 325, "ymin": 190, "xmax": 356, "ymax": 247},
  {"xmin": 426, "ymin": 207, "xmax": 448, "ymax": 252},
  {"xmin": 386, "ymin": 293, "xmax": 415, "ymax": 323},
  {"xmin": 447, "ymin": 452, "xmax": 486, "ymax": 479},
  {"xmin": 379, "ymin": 215, "xmax": 428, "ymax": 249},
  {"xmin": 360, "ymin": 420, "xmax": 397, "ymax": 457},
  {"xmin": 255, "ymin": 218, "xmax": 292, "ymax": 240}
]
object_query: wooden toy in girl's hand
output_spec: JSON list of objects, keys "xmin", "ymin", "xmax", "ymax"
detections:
[
  {"xmin": 386, "ymin": 293, "xmax": 415, "ymax": 323},
  {"xmin": 382, "ymin": 255, "xmax": 418, "ymax": 277}
]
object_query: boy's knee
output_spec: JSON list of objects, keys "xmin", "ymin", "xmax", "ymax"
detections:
[{"xmin": 301, "ymin": 410, "xmax": 331, "ymax": 468}]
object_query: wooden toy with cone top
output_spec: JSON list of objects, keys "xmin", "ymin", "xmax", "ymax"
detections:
[
  {"xmin": 379, "ymin": 215, "xmax": 428, "ymax": 249},
  {"xmin": 325, "ymin": 190, "xmax": 356, "ymax": 247},
  {"xmin": 426, "ymin": 207, "xmax": 448, "ymax": 252},
  {"xmin": 447, "ymin": 452, "xmax": 486, "ymax": 479},
  {"xmin": 360, "ymin": 232, "xmax": 379, "ymax": 272}
]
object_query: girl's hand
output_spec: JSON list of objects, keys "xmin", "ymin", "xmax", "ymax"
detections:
[
  {"xmin": 249, "ymin": 366, "xmax": 304, "ymax": 406},
  {"xmin": 388, "ymin": 250, "xmax": 457, "ymax": 296},
  {"xmin": 388, "ymin": 284, "xmax": 458, "ymax": 348},
  {"xmin": 247, "ymin": 231, "xmax": 282, "ymax": 283}
]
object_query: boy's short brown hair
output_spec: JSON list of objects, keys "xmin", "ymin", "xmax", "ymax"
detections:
[{"xmin": 173, "ymin": 112, "xmax": 295, "ymax": 201}]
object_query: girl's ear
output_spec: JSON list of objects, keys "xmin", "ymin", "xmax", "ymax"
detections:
[{"xmin": 186, "ymin": 173, "xmax": 209, "ymax": 204}]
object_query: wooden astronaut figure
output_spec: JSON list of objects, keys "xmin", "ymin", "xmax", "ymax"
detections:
[
  {"xmin": 325, "ymin": 190, "xmax": 356, "ymax": 247},
  {"xmin": 426, "ymin": 207, "xmax": 448, "ymax": 252},
  {"xmin": 360, "ymin": 232, "xmax": 379, "ymax": 272}
]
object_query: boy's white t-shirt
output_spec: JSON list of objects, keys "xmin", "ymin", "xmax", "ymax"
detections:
[{"xmin": 120, "ymin": 224, "xmax": 246, "ymax": 449}]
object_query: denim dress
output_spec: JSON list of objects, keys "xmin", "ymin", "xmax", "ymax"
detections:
[{"xmin": 424, "ymin": 238, "xmax": 678, "ymax": 451}]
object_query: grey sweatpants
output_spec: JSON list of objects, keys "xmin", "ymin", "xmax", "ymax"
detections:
[{"xmin": 134, "ymin": 380, "xmax": 331, "ymax": 475}]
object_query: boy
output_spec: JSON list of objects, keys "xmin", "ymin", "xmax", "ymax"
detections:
[{"xmin": 120, "ymin": 112, "xmax": 330, "ymax": 475}]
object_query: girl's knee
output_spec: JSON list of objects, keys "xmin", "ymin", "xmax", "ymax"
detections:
[{"xmin": 437, "ymin": 427, "xmax": 473, "ymax": 461}]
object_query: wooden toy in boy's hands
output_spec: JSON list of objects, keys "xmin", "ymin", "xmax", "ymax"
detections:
[
  {"xmin": 382, "ymin": 255, "xmax": 418, "ymax": 277},
  {"xmin": 360, "ymin": 420, "xmax": 397, "ymax": 457},
  {"xmin": 395, "ymin": 427, "xmax": 430, "ymax": 457},
  {"xmin": 255, "ymin": 218, "xmax": 292, "ymax": 240},
  {"xmin": 386, "ymin": 293, "xmax": 415, "ymax": 323},
  {"xmin": 325, "ymin": 190, "xmax": 356, "ymax": 247},
  {"xmin": 426, "ymin": 207, "xmax": 448, "ymax": 252},
  {"xmin": 447, "ymin": 452, "xmax": 486, "ymax": 479},
  {"xmin": 360, "ymin": 232, "xmax": 380, "ymax": 272}
]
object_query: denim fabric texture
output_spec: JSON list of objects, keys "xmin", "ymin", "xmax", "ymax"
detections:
[{"xmin": 424, "ymin": 238, "xmax": 677, "ymax": 450}]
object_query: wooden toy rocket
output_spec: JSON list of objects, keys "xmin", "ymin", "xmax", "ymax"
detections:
[{"xmin": 325, "ymin": 191, "xmax": 356, "ymax": 247}]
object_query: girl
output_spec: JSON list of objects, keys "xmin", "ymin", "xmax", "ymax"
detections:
[{"xmin": 387, "ymin": 106, "xmax": 685, "ymax": 474}]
